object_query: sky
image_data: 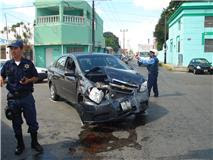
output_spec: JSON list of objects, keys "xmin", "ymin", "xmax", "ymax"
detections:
[{"xmin": 0, "ymin": 0, "xmax": 171, "ymax": 51}]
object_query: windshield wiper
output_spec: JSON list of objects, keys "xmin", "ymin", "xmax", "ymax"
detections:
[{"xmin": 85, "ymin": 66, "xmax": 102, "ymax": 76}]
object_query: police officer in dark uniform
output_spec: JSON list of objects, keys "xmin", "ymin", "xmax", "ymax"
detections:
[
  {"xmin": 0, "ymin": 40, "xmax": 43, "ymax": 155},
  {"xmin": 138, "ymin": 49, "xmax": 159, "ymax": 97}
]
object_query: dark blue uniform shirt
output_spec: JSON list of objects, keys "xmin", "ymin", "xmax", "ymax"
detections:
[
  {"xmin": 139, "ymin": 56, "xmax": 159, "ymax": 74},
  {"xmin": 1, "ymin": 58, "xmax": 38, "ymax": 93}
]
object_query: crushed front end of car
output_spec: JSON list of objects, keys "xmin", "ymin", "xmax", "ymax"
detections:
[{"xmin": 77, "ymin": 67, "xmax": 149, "ymax": 124}]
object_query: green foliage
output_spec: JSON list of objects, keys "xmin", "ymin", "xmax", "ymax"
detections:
[
  {"xmin": 1, "ymin": 22, "xmax": 32, "ymax": 45},
  {"xmin": 103, "ymin": 32, "xmax": 120, "ymax": 53},
  {"xmin": 154, "ymin": 1, "xmax": 183, "ymax": 50}
]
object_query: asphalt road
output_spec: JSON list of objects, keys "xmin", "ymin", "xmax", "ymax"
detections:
[{"xmin": 1, "ymin": 61, "xmax": 213, "ymax": 160}]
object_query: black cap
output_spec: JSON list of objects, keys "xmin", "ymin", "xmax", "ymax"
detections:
[{"xmin": 8, "ymin": 40, "xmax": 23, "ymax": 48}]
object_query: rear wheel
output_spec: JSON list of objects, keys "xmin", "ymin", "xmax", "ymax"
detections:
[{"xmin": 50, "ymin": 83, "xmax": 59, "ymax": 101}]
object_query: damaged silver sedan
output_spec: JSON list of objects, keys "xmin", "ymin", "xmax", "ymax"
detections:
[{"xmin": 48, "ymin": 53, "xmax": 149, "ymax": 125}]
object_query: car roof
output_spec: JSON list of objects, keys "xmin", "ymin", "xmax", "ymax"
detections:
[
  {"xmin": 192, "ymin": 58, "xmax": 208, "ymax": 60},
  {"xmin": 63, "ymin": 52, "xmax": 112, "ymax": 58}
]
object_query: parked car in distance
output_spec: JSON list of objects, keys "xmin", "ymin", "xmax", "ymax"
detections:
[
  {"xmin": 137, "ymin": 52, "xmax": 150, "ymax": 66},
  {"xmin": 0, "ymin": 59, "xmax": 7, "ymax": 71},
  {"xmin": 48, "ymin": 53, "xmax": 149, "ymax": 125},
  {"xmin": 188, "ymin": 58, "xmax": 213, "ymax": 74},
  {"xmin": 36, "ymin": 67, "xmax": 48, "ymax": 82}
]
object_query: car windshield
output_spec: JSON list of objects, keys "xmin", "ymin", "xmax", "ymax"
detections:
[
  {"xmin": 0, "ymin": 60, "xmax": 6, "ymax": 68},
  {"xmin": 140, "ymin": 52, "xmax": 149, "ymax": 57},
  {"xmin": 194, "ymin": 59, "xmax": 209, "ymax": 64},
  {"xmin": 77, "ymin": 55, "xmax": 130, "ymax": 73}
]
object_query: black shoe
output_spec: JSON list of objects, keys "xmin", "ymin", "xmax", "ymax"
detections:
[
  {"xmin": 154, "ymin": 95, "xmax": 158, "ymax": 97},
  {"xmin": 30, "ymin": 132, "xmax": 43, "ymax": 152},
  {"xmin": 15, "ymin": 134, "xmax": 25, "ymax": 155},
  {"xmin": 15, "ymin": 145, "xmax": 25, "ymax": 155},
  {"xmin": 31, "ymin": 142, "xmax": 43, "ymax": 152}
]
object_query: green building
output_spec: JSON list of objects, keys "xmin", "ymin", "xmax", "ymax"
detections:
[
  {"xmin": 34, "ymin": 0, "xmax": 105, "ymax": 67},
  {"xmin": 167, "ymin": 2, "xmax": 213, "ymax": 67}
]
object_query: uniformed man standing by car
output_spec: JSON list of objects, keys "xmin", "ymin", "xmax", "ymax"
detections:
[
  {"xmin": 0, "ymin": 40, "xmax": 43, "ymax": 155},
  {"xmin": 138, "ymin": 49, "xmax": 159, "ymax": 97}
]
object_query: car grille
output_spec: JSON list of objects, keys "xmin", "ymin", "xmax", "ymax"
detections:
[
  {"xmin": 109, "ymin": 79, "xmax": 139, "ymax": 94},
  {"xmin": 202, "ymin": 67, "xmax": 210, "ymax": 70}
]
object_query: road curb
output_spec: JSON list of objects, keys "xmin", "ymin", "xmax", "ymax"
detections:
[{"xmin": 159, "ymin": 63, "xmax": 188, "ymax": 72}]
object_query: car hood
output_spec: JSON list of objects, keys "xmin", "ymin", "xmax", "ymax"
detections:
[
  {"xmin": 36, "ymin": 67, "xmax": 47, "ymax": 73},
  {"xmin": 86, "ymin": 66, "xmax": 144, "ymax": 85}
]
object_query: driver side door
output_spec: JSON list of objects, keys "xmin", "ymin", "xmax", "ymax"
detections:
[{"xmin": 63, "ymin": 57, "xmax": 78, "ymax": 103}]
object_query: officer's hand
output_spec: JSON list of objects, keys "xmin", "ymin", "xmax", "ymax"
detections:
[
  {"xmin": 19, "ymin": 77, "xmax": 30, "ymax": 85},
  {"xmin": 0, "ymin": 76, "xmax": 5, "ymax": 87}
]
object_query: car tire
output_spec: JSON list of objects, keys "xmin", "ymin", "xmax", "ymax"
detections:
[
  {"xmin": 193, "ymin": 69, "xmax": 197, "ymax": 74},
  {"xmin": 138, "ymin": 62, "xmax": 141, "ymax": 66},
  {"xmin": 50, "ymin": 83, "xmax": 59, "ymax": 101}
]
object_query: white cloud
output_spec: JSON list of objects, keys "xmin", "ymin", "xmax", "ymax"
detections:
[
  {"xmin": 133, "ymin": 0, "xmax": 171, "ymax": 10},
  {"xmin": 118, "ymin": 17, "xmax": 158, "ymax": 52},
  {"xmin": 14, "ymin": 7, "xmax": 35, "ymax": 22},
  {"xmin": 1, "ymin": 0, "xmax": 26, "ymax": 5}
]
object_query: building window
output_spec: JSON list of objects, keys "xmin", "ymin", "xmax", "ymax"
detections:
[
  {"xmin": 170, "ymin": 39, "xmax": 173, "ymax": 52},
  {"xmin": 178, "ymin": 41, "xmax": 180, "ymax": 53},
  {"xmin": 205, "ymin": 39, "xmax": 213, "ymax": 52},
  {"xmin": 178, "ymin": 20, "xmax": 181, "ymax": 30},
  {"xmin": 67, "ymin": 47, "xmax": 84, "ymax": 53},
  {"xmin": 205, "ymin": 16, "xmax": 213, "ymax": 27}
]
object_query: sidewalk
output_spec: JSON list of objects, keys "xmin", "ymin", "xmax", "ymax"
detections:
[{"xmin": 160, "ymin": 63, "xmax": 188, "ymax": 72}]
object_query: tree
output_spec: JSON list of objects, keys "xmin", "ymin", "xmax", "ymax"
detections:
[
  {"xmin": 103, "ymin": 32, "xmax": 120, "ymax": 53},
  {"xmin": 154, "ymin": 1, "xmax": 183, "ymax": 50},
  {"xmin": 1, "ymin": 22, "xmax": 32, "ymax": 45}
]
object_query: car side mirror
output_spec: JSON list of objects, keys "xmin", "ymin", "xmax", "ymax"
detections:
[{"xmin": 64, "ymin": 70, "xmax": 75, "ymax": 77}]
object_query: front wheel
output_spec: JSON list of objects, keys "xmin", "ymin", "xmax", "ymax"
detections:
[
  {"xmin": 193, "ymin": 69, "xmax": 197, "ymax": 74},
  {"xmin": 50, "ymin": 83, "xmax": 59, "ymax": 101}
]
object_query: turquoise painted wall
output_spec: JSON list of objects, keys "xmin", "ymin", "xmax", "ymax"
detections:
[
  {"xmin": 34, "ymin": 25, "xmax": 62, "ymax": 45},
  {"xmin": 35, "ymin": 45, "xmax": 62, "ymax": 67},
  {"xmin": 34, "ymin": 0, "xmax": 105, "ymax": 68},
  {"xmin": 167, "ymin": 2, "xmax": 213, "ymax": 67}
]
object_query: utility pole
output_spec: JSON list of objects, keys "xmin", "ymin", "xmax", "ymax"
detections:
[
  {"xmin": 5, "ymin": 13, "xmax": 10, "ymax": 60},
  {"xmin": 92, "ymin": 0, "xmax": 95, "ymax": 52},
  {"xmin": 4, "ymin": 13, "xmax": 9, "ymax": 42},
  {"xmin": 120, "ymin": 29, "xmax": 128, "ymax": 54},
  {"xmin": 164, "ymin": 11, "xmax": 167, "ymax": 64}
]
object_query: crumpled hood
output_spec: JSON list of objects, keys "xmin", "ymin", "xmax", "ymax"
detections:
[{"xmin": 103, "ymin": 67, "xmax": 144, "ymax": 85}]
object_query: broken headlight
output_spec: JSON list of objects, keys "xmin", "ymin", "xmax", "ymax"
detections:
[
  {"xmin": 140, "ymin": 81, "xmax": 147, "ymax": 92},
  {"xmin": 88, "ymin": 87, "xmax": 104, "ymax": 104}
]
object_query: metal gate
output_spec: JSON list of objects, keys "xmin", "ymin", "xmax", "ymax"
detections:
[{"xmin": 178, "ymin": 54, "xmax": 183, "ymax": 66}]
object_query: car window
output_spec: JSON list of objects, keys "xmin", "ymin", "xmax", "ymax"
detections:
[
  {"xmin": 65, "ymin": 57, "xmax": 76, "ymax": 72},
  {"xmin": 77, "ymin": 55, "xmax": 130, "ymax": 73},
  {"xmin": 55, "ymin": 56, "xmax": 67, "ymax": 70},
  {"xmin": 0, "ymin": 61, "xmax": 6, "ymax": 68},
  {"xmin": 194, "ymin": 59, "xmax": 209, "ymax": 64},
  {"xmin": 140, "ymin": 52, "xmax": 149, "ymax": 57}
]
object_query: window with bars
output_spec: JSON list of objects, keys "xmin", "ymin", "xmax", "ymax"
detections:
[
  {"xmin": 205, "ymin": 39, "xmax": 213, "ymax": 52},
  {"xmin": 205, "ymin": 16, "xmax": 213, "ymax": 27},
  {"xmin": 67, "ymin": 47, "xmax": 84, "ymax": 53}
]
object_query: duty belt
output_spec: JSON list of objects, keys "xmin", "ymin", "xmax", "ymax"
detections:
[{"xmin": 7, "ymin": 91, "xmax": 31, "ymax": 99}]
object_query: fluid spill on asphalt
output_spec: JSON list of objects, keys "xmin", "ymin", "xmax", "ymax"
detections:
[{"xmin": 68, "ymin": 115, "xmax": 147, "ymax": 159}]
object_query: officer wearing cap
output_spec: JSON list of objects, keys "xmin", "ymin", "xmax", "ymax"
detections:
[
  {"xmin": 0, "ymin": 40, "xmax": 43, "ymax": 155},
  {"xmin": 138, "ymin": 49, "xmax": 159, "ymax": 97}
]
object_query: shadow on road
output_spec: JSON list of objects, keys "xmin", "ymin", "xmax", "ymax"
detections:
[
  {"xmin": 158, "ymin": 91, "xmax": 186, "ymax": 97},
  {"xmin": 1, "ymin": 102, "xmax": 168, "ymax": 160}
]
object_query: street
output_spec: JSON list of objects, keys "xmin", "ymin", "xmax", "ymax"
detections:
[{"xmin": 1, "ymin": 62, "xmax": 213, "ymax": 160}]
